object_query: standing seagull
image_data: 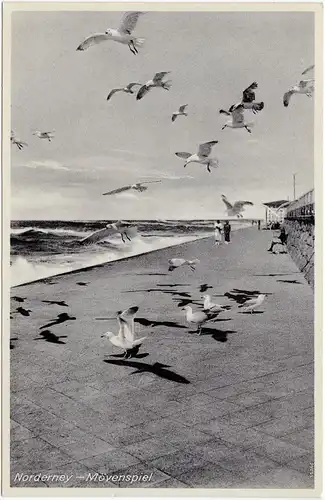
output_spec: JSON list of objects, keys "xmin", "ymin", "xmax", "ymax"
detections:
[
  {"xmin": 136, "ymin": 72, "xmax": 172, "ymax": 100},
  {"xmin": 172, "ymin": 104, "xmax": 188, "ymax": 122},
  {"xmin": 77, "ymin": 12, "xmax": 145, "ymax": 55},
  {"xmin": 220, "ymin": 105, "xmax": 254, "ymax": 133},
  {"xmin": 182, "ymin": 305, "xmax": 221, "ymax": 335},
  {"xmin": 107, "ymin": 82, "xmax": 142, "ymax": 101},
  {"xmin": 103, "ymin": 180, "xmax": 161, "ymax": 196},
  {"xmin": 32, "ymin": 130, "xmax": 55, "ymax": 142},
  {"xmin": 101, "ymin": 306, "xmax": 146, "ymax": 358},
  {"xmin": 175, "ymin": 141, "xmax": 219, "ymax": 173},
  {"xmin": 221, "ymin": 195, "xmax": 254, "ymax": 218},
  {"xmin": 238, "ymin": 294, "xmax": 266, "ymax": 314},
  {"xmin": 11, "ymin": 130, "xmax": 27, "ymax": 150}
]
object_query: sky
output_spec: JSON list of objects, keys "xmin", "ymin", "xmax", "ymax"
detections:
[{"xmin": 10, "ymin": 10, "xmax": 314, "ymax": 220}]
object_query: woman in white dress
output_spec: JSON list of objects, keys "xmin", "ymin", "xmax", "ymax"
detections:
[{"xmin": 214, "ymin": 221, "xmax": 223, "ymax": 246}]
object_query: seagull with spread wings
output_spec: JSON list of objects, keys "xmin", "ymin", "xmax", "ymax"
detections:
[
  {"xmin": 80, "ymin": 221, "xmax": 137, "ymax": 245},
  {"xmin": 220, "ymin": 105, "xmax": 254, "ymax": 133},
  {"xmin": 283, "ymin": 65, "xmax": 315, "ymax": 107},
  {"xmin": 103, "ymin": 180, "xmax": 161, "ymax": 196},
  {"xmin": 11, "ymin": 130, "xmax": 28, "ymax": 150},
  {"xmin": 136, "ymin": 72, "xmax": 172, "ymax": 100},
  {"xmin": 175, "ymin": 141, "xmax": 219, "ymax": 173},
  {"xmin": 77, "ymin": 12, "xmax": 145, "ymax": 55},
  {"xmin": 221, "ymin": 195, "xmax": 254, "ymax": 218},
  {"xmin": 107, "ymin": 82, "xmax": 142, "ymax": 101},
  {"xmin": 172, "ymin": 104, "xmax": 188, "ymax": 122},
  {"xmin": 32, "ymin": 130, "xmax": 55, "ymax": 142},
  {"xmin": 101, "ymin": 306, "xmax": 146, "ymax": 358}
]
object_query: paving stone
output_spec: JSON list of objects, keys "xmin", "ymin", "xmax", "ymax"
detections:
[
  {"xmin": 176, "ymin": 462, "xmax": 245, "ymax": 488},
  {"xmin": 234, "ymin": 466, "xmax": 314, "ymax": 488},
  {"xmin": 79, "ymin": 449, "xmax": 140, "ymax": 472},
  {"xmin": 10, "ymin": 420, "xmax": 35, "ymax": 442},
  {"xmin": 11, "ymin": 437, "xmax": 74, "ymax": 472}
]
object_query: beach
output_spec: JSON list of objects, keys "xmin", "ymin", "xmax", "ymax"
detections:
[{"xmin": 10, "ymin": 227, "xmax": 314, "ymax": 489}]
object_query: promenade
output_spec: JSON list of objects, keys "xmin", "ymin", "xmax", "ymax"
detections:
[{"xmin": 10, "ymin": 228, "xmax": 314, "ymax": 490}]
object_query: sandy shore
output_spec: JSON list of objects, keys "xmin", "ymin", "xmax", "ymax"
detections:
[{"xmin": 10, "ymin": 227, "xmax": 314, "ymax": 489}]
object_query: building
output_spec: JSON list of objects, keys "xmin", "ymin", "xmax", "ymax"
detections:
[{"xmin": 263, "ymin": 200, "xmax": 290, "ymax": 226}]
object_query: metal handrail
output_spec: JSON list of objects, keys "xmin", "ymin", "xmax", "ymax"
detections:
[{"xmin": 286, "ymin": 189, "xmax": 314, "ymax": 219}]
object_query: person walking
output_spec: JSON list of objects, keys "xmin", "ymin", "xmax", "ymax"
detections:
[
  {"xmin": 214, "ymin": 221, "xmax": 223, "ymax": 246},
  {"xmin": 223, "ymin": 221, "xmax": 231, "ymax": 244}
]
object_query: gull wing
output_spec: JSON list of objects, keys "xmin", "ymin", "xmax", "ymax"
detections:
[
  {"xmin": 231, "ymin": 105, "xmax": 245, "ymax": 125},
  {"xmin": 126, "ymin": 82, "xmax": 142, "ymax": 90},
  {"xmin": 302, "ymin": 64, "xmax": 315, "ymax": 75},
  {"xmin": 239, "ymin": 297, "xmax": 258, "ymax": 307},
  {"xmin": 221, "ymin": 195, "xmax": 233, "ymax": 211},
  {"xmin": 136, "ymin": 85, "xmax": 150, "ymax": 100},
  {"xmin": 102, "ymin": 185, "xmax": 132, "ymax": 195},
  {"xmin": 198, "ymin": 141, "xmax": 218, "ymax": 157},
  {"xmin": 175, "ymin": 152, "xmax": 191, "ymax": 159},
  {"xmin": 107, "ymin": 88, "xmax": 123, "ymax": 100},
  {"xmin": 141, "ymin": 180, "xmax": 162, "ymax": 185},
  {"xmin": 179, "ymin": 104, "xmax": 188, "ymax": 113},
  {"xmin": 118, "ymin": 11, "xmax": 144, "ymax": 35},
  {"xmin": 233, "ymin": 201, "xmax": 254, "ymax": 211},
  {"xmin": 119, "ymin": 306, "xmax": 139, "ymax": 342},
  {"xmin": 283, "ymin": 90, "xmax": 294, "ymax": 107},
  {"xmin": 242, "ymin": 82, "xmax": 258, "ymax": 103},
  {"xmin": 80, "ymin": 226, "xmax": 116, "ymax": 244},
  {"xmin": 153, "ymin": 72, "xmax": 170, "ymax": 83},
  {"xmin": 172, "ymin": 113, "xmax": 178, "ymax": 122},
  {"xmin": 242, "ymin": 101, "xmax": 264, "ymax": 112},
  {"xmin": 77, "ymin": 33, "xmax": 109, "ymax": 51}
]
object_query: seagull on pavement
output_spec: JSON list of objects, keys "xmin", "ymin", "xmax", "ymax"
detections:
[
  {"xmin": 175, "ymin": 141, "xmax": 219, "ymax": 173},
  {"xmin": 238, "ymin": 294, "xmax": 266, "ymax": 313},
  {"xmin": 11, "ymin": 130, "xmax": 28, "ymax": 150},
  {"xmin": 32, "ymin": 130, "xmax": 55, "ymax": 142},
  {"xmin": 107, "ymin": 82, "xmax": 142, "ymax": 101},
  {"xmin": 136, "ymin": 72, "xmax": 172, "ymax": 100},
  {"xmin": 101, "ymin": 306, "xmax": 146, "ymax": 358},
  {"xmin": 103, "ymin": 180, "xmax": 161, "ymax": 196},
  {"xmin": 77, "ymin": 12, "xmax": 145, "ymax": 55},
  {"xmin": 182, "ymin": 305, "xmax": 221, "ymax": 335},
  {"xmin": 172, "ymin": 104, "xmax": 188, "ymax": 122},
  {"xmin": 203, "ymin": 295, "xmax": 230, "ymax": 314},
  {"xmin": 221, "ymin": 195, "xmax": 254, "ymax": 218},
  {"xmin": 168, "ymin": 258, "xmax": 200, "ymax": 272}
]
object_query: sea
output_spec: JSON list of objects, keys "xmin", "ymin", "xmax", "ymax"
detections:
[{"xmin": 10, "ymin": 219, "xmax": 251, "ymax": 287}]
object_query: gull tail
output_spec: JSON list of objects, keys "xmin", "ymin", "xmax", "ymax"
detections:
[
  {"xmin": 134, "ymin": 37, "xmax": 145, "ymax": 48},
  {"xmin": 163, "ymin": 80, "xmax": 172, "ymax": 90}
]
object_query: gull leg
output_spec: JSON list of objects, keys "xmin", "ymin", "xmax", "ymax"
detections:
[
  {"xmin": 207, "ymin": 163, "xmax": 211, "ymax": 173},
  {"xmin": 245, "ymin": 126, "xmax": 252, "ymax": 133},
  {"xmin": 121, "ymin": 233, "xmax": 126, "ymax": 243},
  {"xmin": 221, "ymin": 125, "xmax": 227, "ymax": 130}
]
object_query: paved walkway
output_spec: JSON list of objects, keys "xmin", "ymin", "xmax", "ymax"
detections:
[{"xmin": 10, "ymin": 228, "xmax": 314, "ymax": 490}]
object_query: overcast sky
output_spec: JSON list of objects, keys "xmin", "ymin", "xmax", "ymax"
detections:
[{"xmin": 11, "ymin": 10, "xmax": 314, "ymax": 220}]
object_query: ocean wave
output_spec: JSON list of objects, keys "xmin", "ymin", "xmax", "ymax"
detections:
[{"xmin": 11, "ymin": 234, "xmax": 204, "ymax": 287}]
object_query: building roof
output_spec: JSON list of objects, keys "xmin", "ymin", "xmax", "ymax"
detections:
[{"xmin": 263, "ymin": 200, "xmax": 290, "ymax": 208}]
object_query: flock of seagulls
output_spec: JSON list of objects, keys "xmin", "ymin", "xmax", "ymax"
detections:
[{"xmin": 11, "ymin": 11, "xmax": 314, "ymax": 222}]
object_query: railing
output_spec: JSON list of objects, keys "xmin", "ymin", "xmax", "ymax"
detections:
[{"xmin": 285, "ymin": 189, "xmax": 314, "ymax": 220}]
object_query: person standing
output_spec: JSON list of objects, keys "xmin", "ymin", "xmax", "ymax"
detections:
[
  {"xmin": 214, "ymin": 221, "xmax": 223, "ymax": 246},
  {"xmin": 223, "ymin": 221, "xmax": 231, "ymax": 244}
]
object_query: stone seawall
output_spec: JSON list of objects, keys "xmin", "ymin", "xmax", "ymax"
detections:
[{"xmin": 284, "ymin": 219, "xmax": 314, "ymax": 288}]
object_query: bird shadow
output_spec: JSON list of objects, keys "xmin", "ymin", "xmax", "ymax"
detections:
[
  {"xmin": 108, "ymin": 351, "xmax": 149, "ymax": 360},
  {"xmin": 15, "ymin": 307, "xmax": 32, "ymax": 317},
  {"xmin": 42, "ymin": 300, "xmax": 69, "ymax": 307},
  {"xmin": 199, "ymin": 284, "xmax": 213, "ymax": 293},
  {"xmin": 104, "ymin": 359, "xmax": 190, "ymax": 384},
  {"xmin": 239, "ymin": 310, "xmax": 264, "ymax": 315},
  {"xmin": 132, "ymin": 273, "xmax": 168, "ymax": 276},
  {"xmin": 76, "ymin": 282, "xmax": 89, "ymax": 286},
  {"xmin": 176, "ymin": 299, "xmax": 202, "ymax": 308},
  {"xmin": 134, "ymin": 318, "xmax": 187, "ymax": 329},
  {"xmin": 40, "ymin": 313, "xmax": 76, "ymax": 330},
  {"xmin": 34, "ymin": 329, "xmax": 67, "ymax": 344},
  {"xmin": 156, "ymin": 283, "xmax": 190, "ymax": 288},
  {"xmin": 189, "ymin": 327, "xmax": 236, "ymax": 342},
  {"xmin": 10, "ymin": 338, "xmax": 18, "ymax": 349},
  {"xmin": 12, "ymin": 296, "xmax": 26, "ymax": 303},
  {"xmin": 276, "ymin": 280, "xmax": 303, "ymax": 285},
  {"xmin": 253, "ymin": 273, "xmax": 300, "ymax": 277}
]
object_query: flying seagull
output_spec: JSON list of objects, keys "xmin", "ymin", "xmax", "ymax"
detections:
[
  {"xmin": 283, "ymin": 78, "xmax": 314, "ymax": 107},
  {"xmin": 136, "ymin": 72, "xmax": 172, "ymax": 100},
  {"xmin": 103, "ymin": 180, "xmax": 161, "ymax": 196},
  {"xmin": 221, "ymin": 195, "xmax": 254, "ymax": 218},
  {"xmin": 11, "ymin": 130, "xmax": 28, "ymax": 150},
  {"xmin": 182, "ymin": 305, "xmax": 221, "ymax": 335},
  {"xmin": 80, "ymin": 221, "xmax": 137, "ymax": 244},
  {"xmin": 107, "ymin": 82, "xmax": 142, "ymax": 101},
  {"xmin": 175, "ymin": 141, "xmax": 219, "ymax": 173},
  {"xmin": 220, "ymin": 105, "xmax": 254, "ymax": 133},
  {"xmin": 221, "ymin": 82, "xmax": 264, "ymax": 116},
  {"xmin": 238, "ymin": 294, "xmax": 266, "ymax": 313},
  {"xmin": 77, "ymin": 12, "xmax": 145, "ymax": 55},
  {"xmin": 168, "ymin": 258, "xmax": 200, "ymax": 272},
  {"xmin": 172, "ymin": 104, "xmax": 188, "ymax": 122},
  {"xmin": 32, "ymin": 130, "xmax": 55, "ymax": 142},
  {"xmin": 101, "ymin": 306, "xmax": 146, "ymax": 358}
]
